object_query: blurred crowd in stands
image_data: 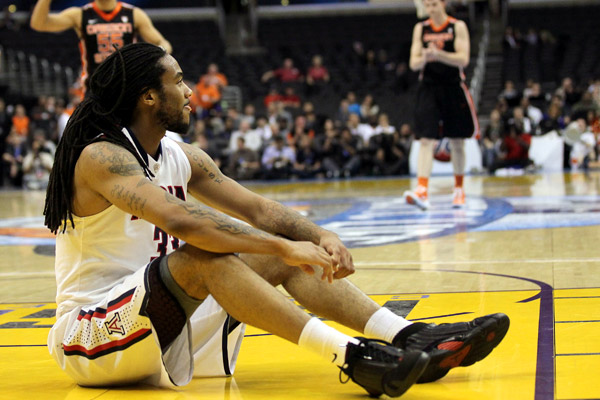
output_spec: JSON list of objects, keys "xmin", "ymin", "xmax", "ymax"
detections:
[
  {"xmin": 2, "ymin": 23, "xmax": 600, "ymax": 190},
  {"xmin": 482, "ymin": 24, "xmax": 600, "ymax": 174}
]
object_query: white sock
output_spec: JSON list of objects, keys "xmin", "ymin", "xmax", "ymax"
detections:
[
  {"xmin": 364, "ymin": 307, "xmax": 413, "ymax": 343},
  {"xmin": 298, "ymin": 317, "xmax": 359, "ymax": 367}
]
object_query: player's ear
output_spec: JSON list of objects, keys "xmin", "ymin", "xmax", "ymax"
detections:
[{"xmin": 141, "ymin": 89, "xmax": 157, "ymax": 106}]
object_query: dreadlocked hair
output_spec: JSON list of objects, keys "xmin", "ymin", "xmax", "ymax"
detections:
[{"xmin": 44, "ymin": 42, "xmax": 168, "ymax": 234}]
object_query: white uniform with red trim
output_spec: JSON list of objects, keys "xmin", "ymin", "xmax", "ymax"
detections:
[{"xmin": 48, "ymin": 129, "xmax": 245, "ymax": 387}]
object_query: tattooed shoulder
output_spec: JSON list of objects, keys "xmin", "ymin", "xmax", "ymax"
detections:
[{"xmin": 85, "ymin": 142, "xmax": 144, "ymax": 177}]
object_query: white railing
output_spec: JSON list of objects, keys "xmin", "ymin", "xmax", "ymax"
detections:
[{"xmin": 469, "ymin": 18, "xmax": 490, "ymax": 110}]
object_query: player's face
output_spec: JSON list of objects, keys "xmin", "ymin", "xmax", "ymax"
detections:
[
  {"xmin": 423, "ymin": 0, "xmax": 445, "ymax": 17},
  {"xmin": 155, "ymin": 55, "xmax": 193, "ymax": 134}
]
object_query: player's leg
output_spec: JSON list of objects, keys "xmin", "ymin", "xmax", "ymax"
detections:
[
  {"xmin": 443, "ymin": 82, "xmax": 478, "ymax": 207},
  {"xmin": 241, "ymin": 253, "xmax": 510, "ymax": 384},
  {"xmin": 167, "ymin": 245, "xmax": 429, "ymax": 397},
  {"xmin": 405, "ymin": 84, "xmax": 439, "ymax": 210},
  {"xmin": 449, "ymin": 138, "xmax": 466, "ymax": 207}
]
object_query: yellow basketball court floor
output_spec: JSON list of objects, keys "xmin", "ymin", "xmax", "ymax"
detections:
[{"xmin": 1, "ymin": 172, "xmax": 599, "ymax": 399}]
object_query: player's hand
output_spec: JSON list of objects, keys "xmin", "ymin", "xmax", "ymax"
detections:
[
  {"xmin": 319, "ymin": 233, "xmax": 355, "ymax": 279},
  {"xmin": 281, "ymin": 240, "xmax": 336, "ymax": 283},
  {"xmin": 424, "ymin": 47, "xmax": 438, "ymax": 62}
]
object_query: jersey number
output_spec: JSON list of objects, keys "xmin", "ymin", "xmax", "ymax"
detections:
[
  {"xmin": 149, "ymin": 185, "xmax": 186, "ymax": 260},
  {"xmin": 97, "ymin": 32, "xmax": 124, "ymax": 52}
]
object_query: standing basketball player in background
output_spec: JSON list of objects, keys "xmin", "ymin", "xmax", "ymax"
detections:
[
  {"xmin": 30, "ymin": 0, "xmax": 172, "ymax": 91},
  {"xmin": 404, "ymin": 0, "xmax": 479, "ymax": 210}
]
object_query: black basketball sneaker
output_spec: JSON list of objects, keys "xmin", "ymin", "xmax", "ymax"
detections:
[
  {"xmin": 392, "ymin": 313, "xmax": 510, "ymax": 383},
  {"xmin": 339, "ymin": 337, "xmax": 430, "ymax": 398}
]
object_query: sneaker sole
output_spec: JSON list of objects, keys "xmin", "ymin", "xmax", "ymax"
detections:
[
  {"xmin": 416, "ymin": 313, "xmax": 510, "ymax": 383},
  {"xmin": 404, "ymin": 191, "xmax": 429, "ymax": 210},
  {"xmin": 381, "ymin": 351, "xmax": 430, "ymax": 397}
]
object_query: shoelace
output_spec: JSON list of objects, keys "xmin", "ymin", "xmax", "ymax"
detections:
[{"xmin": 339, "ymin": 338, "xmax": 401, "ymax": 384}]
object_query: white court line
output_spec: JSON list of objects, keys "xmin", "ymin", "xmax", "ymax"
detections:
[
  {"xmin": 0, "ymin": 271, "xmax": 55, "ymax": 279},
  {"xmin": 2, "ymin": 258, "xmax": 599, "ymax": 279},
  {"xmin": 355, "ymin": 258, "xmax": 600, "ymax": 266}
]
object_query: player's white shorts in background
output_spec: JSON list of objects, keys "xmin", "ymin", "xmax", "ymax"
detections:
[{"xmin": 47, "ymin": 263, "xmax": 246, "ymax": 387}]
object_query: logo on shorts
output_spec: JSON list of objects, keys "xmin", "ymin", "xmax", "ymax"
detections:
[{"xmin": 105, "ymin": 312, "xmax": 126, "ymax": 335}]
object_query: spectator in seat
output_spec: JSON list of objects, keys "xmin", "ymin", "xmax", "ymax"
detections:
[
  {"xmin": 346, "ymin": 92, "xmax": 361, "ymax": 116},
  {"xmin": 254, "ymin": 115, "xmax": 273, "ymax": 145},
  {"xmin": 508, "ymin": 106, "xmax": 532, "ymax": 136},
  {"xmin": 264, "ymin": 87, "xmax": 282, "ymax": 109},
  {"xmin": 194, "ymin": 63, "xmax": 228, "ymax": 119},
  {"xmin": 228, "ymin": 120, "xmax": 262, "ymax": 155},
  {"xmin": 22, "ymin": 130, "xmax": 54, "ymax": 190},
  {"xmin": 360, "ymin": 94, "xmax": 380, "ymax": 121},
  {"xmin": 261, "ymin": 58, "xmax": 303, "ymax": 89},
  {"xmin": 11, "ymin": 104, "xmax": 30, "ymax": 137},
  {"xmin": 240, "ymin": 103, "xmax": 256, "ymax": 126},
  {"xmin": 374, "ymin": 113, "xmax": 396, "ymax": 135},
  {"xmin": 280, "ymin": 86, "xmax": 302, "ymax": 110},
  {"xmin": 261, "ymin": 135, "xmax": 296, "ymax": 180},
  {"xmin": 301, "ymin": 101, "xmax": 318, "ymax": 131},
  {"xmin": 490, "ymin": 123, "xmax": 533, "ymax": 174},
  {"xmin": 292, "ymin": 134, "xmax": 324, "ymax": 179},
  {"xmin": 226, "ymin": 137, "xmax": 261, "ymax": 181},
  {"xmin": 554, "ymin": 77, "xmax": 581, "ymax": 114},
  {"xmin": 520, "ymin": 97, "xmax": 543, "ymax": 133},
  {"xmin": 337, "ymin": 127, "xmax": 362, "ymax": 177},
  {"xmin": 306, "ymin": 55, "xmax": 330, "ymax": 96},
  {"xmin": 2, "ymin": 128, "xmax": 28, "ymax": 187},
  {"xmin": 539, "ymin": 102, "xmax": 567, "ymax": 135},
  {"xmin": 334, "ymin": 99, "xmax": 351, "ymax": 128},
  {"xmin": 481, "ymin": 109, "xmax": 504, "ymax": 171},
  {"xmin": 499, "ymin": 80, "xmax": 521, "ymax": 108}
]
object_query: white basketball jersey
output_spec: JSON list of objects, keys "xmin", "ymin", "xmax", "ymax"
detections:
[{"xmin": 54, "ymin": 128, "xmax": 191, "ymax": 318}]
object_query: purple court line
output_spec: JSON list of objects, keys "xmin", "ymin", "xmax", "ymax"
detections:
[{"xmin": 366, "ymin": 267, "xmax": 555, "ymax": 400}]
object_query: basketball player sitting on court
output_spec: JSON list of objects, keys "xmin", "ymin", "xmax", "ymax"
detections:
[
  {"xmin": 404, "ymin": 0, "xmax": 479, "ymax": 210},
  {"xmin": 43, "ymin": 43, "xmax": 509, "ymax": 398},
  {"xmin": 30, "ymin": 0, "xmax": 172, "ymax": 90}
]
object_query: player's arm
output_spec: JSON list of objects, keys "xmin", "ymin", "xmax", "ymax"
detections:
[
  {"xmin": 409, "ymin": 22, "xmax": 426, "ymax": 71},
  {"xmin": 428, "ymin": 20, "xmax": 470, "ymax": 68},
  {"xmin": 30, "ymin": 0, "xmax": 80, "ymax": 32},
  {"xmin": 77, "ymin": 141, "xmax": 335, "ymax": 279},
  {"xmin": 133, "ymin": 8, "xmax": 172, "ymax": 54},
  {"xmin": 178, "ymin": 142, "xmax": 355, "ymax": 278}
]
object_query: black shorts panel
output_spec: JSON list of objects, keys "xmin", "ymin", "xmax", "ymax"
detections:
[
  {"xmin": 414, "ymin": 82, "xmax": 477, "ymax": 139},
  {"xmin": 143, "ymin": 256, "xmax": 187, "ymax": 351}
]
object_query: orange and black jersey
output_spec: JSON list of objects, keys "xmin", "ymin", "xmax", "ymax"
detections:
[
  {"xmin": 80, "ymin": 2, "xmax": 136, "ymax": 82},
  {"xmin": 420, "ymin": 16, "xmax": 464, "ymax": 84}
]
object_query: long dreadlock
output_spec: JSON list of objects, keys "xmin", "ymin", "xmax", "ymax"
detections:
[{"xmin": 44, "ymin": 43, "xmax": 168, "ymax": 234}]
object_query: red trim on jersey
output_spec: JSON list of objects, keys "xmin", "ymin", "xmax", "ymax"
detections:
[
  {"xmin": 428, "ymin": 16, "xmax": 456, "ymax": 33},
  {"xmin": 78, "ymin": 40, "xmax": 88, "ymax": 87},
  {"xmin": 92, "ymin": 1, "xmax": 123, "ymax": 22},
  {"xmin": 63, "ymin": 328, "xmax": 151, "ymax": 356},
  {"xmin": 460, "ymin": 81, "xmax": 480, "ymax": 139},
  {"xmin": 77, "ymin": 292, "xmax": 134, "ymax": 321}
]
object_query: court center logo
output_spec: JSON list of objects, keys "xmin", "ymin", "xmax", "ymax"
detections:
[
  {"xmin": 307, "ymin": 194, "xmax": 600, "ymax": 248},
  {"xmin": 313, "ymin": 196, "xmax": 512, "ymax": 247}
]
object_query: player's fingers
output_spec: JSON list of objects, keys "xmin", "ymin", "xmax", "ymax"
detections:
[
  {"xmin": 320, "ymin": 263, "xmax": 334, "ymax": 283},
  {"xmin": 299, "ymin": 264, "xmax": 315, "ymax": 275}
]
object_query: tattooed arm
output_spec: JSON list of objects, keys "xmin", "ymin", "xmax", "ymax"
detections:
[
  {"xmin": 178, "ymin": 142, "xmax": 355, "ymax": 278},
  {"xmin": 74, "ymin": 141, "xmax": 334, "ymax": 278}
]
